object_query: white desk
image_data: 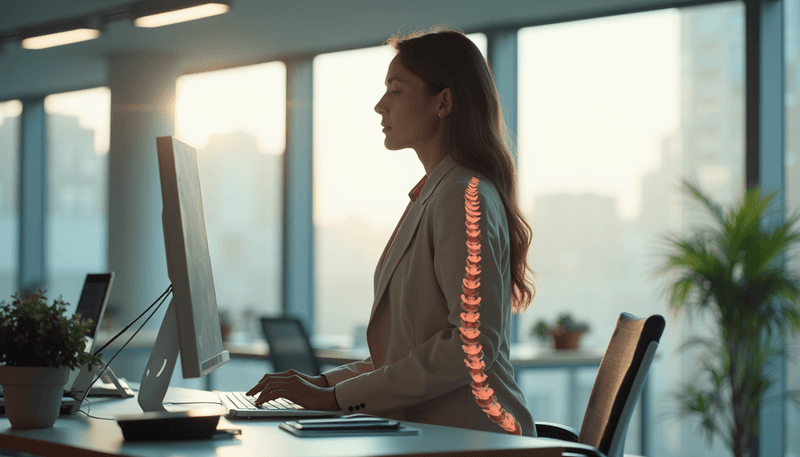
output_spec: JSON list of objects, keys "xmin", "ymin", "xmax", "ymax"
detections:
[{"xmin": 0, "ymin": 387, "xmax": 603, "ymax": 457}]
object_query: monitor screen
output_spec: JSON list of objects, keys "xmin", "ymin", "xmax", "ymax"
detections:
[{"xmin": 138, "ymin": 136, "xmax": 230, "ymax": 412}]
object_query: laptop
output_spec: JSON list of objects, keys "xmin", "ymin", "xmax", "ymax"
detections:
[
  {"xmin": 218, "ymin": 391, "xmax": 341, "ymax": 418},
  {"xmin": 0, "ymin": 273, "xmax": 131, "ymax": 415}
]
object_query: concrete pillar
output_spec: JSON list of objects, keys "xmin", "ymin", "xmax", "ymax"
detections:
[
  {"xmin": 18, "ymin": 99, "xmax": 47, "ymax": 294},
  {"xmin": 106, "ymin": 53, "xmax": 177, "ymax": 331},
  {"xmin": 283, "ymin": 58, "xmax": 315, "ymax": 332}
]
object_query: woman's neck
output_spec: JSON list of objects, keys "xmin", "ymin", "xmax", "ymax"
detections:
[{"xmin": 415, "ymin": 145, "xmax": 448, "ymax": 176}]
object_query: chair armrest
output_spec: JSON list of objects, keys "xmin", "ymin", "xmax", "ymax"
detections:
[{"xmin": 535, "ymin": 421, "xmax": 579, "ymax": 442}]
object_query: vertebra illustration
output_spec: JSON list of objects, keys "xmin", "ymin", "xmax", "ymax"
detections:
[{"xmin": 459, "ymin": 176, "xmax": 520, "ymax": 435}]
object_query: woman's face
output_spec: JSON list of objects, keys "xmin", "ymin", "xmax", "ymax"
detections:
[{"xmin": 374, "ymin": 54, "xmax": 442, "ymax": 152}]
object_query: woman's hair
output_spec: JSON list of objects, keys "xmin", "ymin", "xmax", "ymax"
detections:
[{"xmin": 386, "ymin": 28, "xmax": 535, "ymax": 312}]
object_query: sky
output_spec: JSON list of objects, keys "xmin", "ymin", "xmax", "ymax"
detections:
[
  {"xmin": 175, "ymin": 62, "xmax": 286, "ymax": 155},
  {"xmin": 44, "ymin": 87, "xmax": 111, "ymax": 155},
  {"xmin": 517, "ymin": 10, "xmax": 680, "ymax": 221}
]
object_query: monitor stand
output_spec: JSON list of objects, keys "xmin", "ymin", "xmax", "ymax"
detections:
[
  {"xmin": 69, "ymin": 359, "xmax": 134, "ymax": 414},
  {"xmin": 138, "ymin": 297, "xmax": 180, "ymax": 412}
]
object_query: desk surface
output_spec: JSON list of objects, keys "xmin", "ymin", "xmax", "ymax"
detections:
[{"xmin": 0, "ymin": 387, "xmax": 601, "ymax": 457}]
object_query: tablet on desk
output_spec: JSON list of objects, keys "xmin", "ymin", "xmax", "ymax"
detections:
[{"xmin": 279, "ymin": 416, "xmax": 420, "ymax": 437}]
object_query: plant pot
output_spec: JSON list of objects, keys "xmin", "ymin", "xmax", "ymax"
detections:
[
  {"xmin": 220, "ymin": 324, "xmax": 232, "ymax": 342},
  {"xmin": 551, "ymin": 331, "xmax": 584, "ymax": 350},
  {"xmin": 0, "ymin": 365, "xmax": 70, "ymax": 428}
]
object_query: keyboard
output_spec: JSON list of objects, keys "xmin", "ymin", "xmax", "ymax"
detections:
[
  {"xmin": 218, "ymin": 391, "xmax": 341, "ymax": 418},
  {"xmin": 224, "ymin": 392, "xmax": 302, "ymax": 410}
]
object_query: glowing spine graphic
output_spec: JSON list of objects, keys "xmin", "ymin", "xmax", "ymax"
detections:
[{"xmin": 460, "ymin": 176, "xmax": 521, "ymax": 435}]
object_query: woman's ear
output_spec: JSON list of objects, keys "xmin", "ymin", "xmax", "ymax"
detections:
[{"xmin": 437, "ymin": 88, "xmax": 453, "ymax": 118}]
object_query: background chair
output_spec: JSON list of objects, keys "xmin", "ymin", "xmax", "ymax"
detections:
[
  {"xmin": 535, "ymin": 312, "xmax": 666, "ymax": 457},
  {"xmin": 260, "ymin": 317, "xmax": 321, "ymax": 376}
]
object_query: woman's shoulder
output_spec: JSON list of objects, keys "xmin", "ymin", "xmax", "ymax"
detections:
[{"xmin": 434, "ymin": 161, "xmax": 502, "ymax": 204}]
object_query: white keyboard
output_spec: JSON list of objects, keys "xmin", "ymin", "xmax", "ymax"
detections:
[{"xmin": 218, "ymin": 391, "xmax": 340, "ymax": 418}]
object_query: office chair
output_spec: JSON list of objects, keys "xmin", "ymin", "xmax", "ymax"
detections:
[
  {"xmin": 535, "ymin": 312, "xmax": 665, "ymax": 457},
  {"xmin": 260, "ymin": 317, "xmax": 322, "ymax": 376}
]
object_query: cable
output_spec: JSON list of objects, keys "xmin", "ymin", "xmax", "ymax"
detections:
[
  {"xmin": 93, "ymin": 284, "xmax": 173, "ymax": 357},
  {"xmin": 76, "ymin": 406, "xmax": 116, "ymax": 421},
  {"xmin": 83, "ymin": 286, "xmax": 173, "ymax": 397}
]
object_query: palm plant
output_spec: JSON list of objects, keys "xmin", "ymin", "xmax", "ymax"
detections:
[{"xmin": 660, "ymin": 181, "xmax": 800, "ymax": 457}]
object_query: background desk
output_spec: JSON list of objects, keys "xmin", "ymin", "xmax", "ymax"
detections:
[{"xmin": 0, "ymin": 387, "xmax": 601, "ymax": 457}]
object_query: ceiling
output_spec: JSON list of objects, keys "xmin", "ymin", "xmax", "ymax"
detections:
[{"xmin": 0, "ymin": 0, "xmax": 705, "ymax": 101}]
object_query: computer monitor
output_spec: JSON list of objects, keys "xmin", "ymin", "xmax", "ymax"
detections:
[{"xmin": 138, "ymin": 136, "xmax": 230, "ymax": 412}]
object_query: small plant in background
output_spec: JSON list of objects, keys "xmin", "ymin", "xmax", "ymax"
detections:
[
  {"xmin": 658, "ymin": 181, "xmax": 800, "ymax": 457},
  {"xmin": 218, "ymin": 309, "xmax": 233, "ymax": 342},
  {"xmin": 532, "ymin": 313, "xmax": 590, "ymax": 349},
  {"xmin": 532, "ymin": 312, "xmax": 590, "ymax": 341},
  {"xmin": 0, "ymin": 291, "xmax": 102, "ymax": 369}
]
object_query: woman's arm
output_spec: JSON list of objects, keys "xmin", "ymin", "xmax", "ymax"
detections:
[{"xmin": 322, "ymin": 356, "xmax": 374, "ymax": 386}]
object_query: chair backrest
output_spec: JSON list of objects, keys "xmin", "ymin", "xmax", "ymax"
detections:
[
  {"xmin": 260, "ymin": 317, "xmax": 321, "ymax": 376},
  {"xmin": 578, "ymin": 313, "xmax": 665, "ymax": 457}
]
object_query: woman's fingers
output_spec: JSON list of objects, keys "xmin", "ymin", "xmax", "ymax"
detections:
[
  {"xmin": 251, "ymin": 375, "xmax": 338, "ymax": 411},
  {"xmin": 246, "ymin": 370, "xmax": 298, "ymax": 396}
]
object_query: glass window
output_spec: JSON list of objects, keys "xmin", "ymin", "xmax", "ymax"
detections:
[
  {"xmin": 175, "ymin": 61, "xmax": 286, "ymax": 344},
  {"xmin": 44, "ymin": 88, "xmax": 110, "ymax": 305},
  {"xmin": 785, "ymin": 1, "xmax": 800, "ymax": 455},
  {"xmin": 0, "ymin": 100, "xmax": 21, "ymax": 301},
  {"xmin": 518, "ymin": 4, "xmax": 743, "ymax": 456},
  {"xmin": 312, "ymin": 34, "xmax": 487, "ymax": 345}
]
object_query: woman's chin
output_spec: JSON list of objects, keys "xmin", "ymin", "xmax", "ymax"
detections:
[{"xmin": 383, "ymin": 140, "xmax": 403, "ymax": 151}]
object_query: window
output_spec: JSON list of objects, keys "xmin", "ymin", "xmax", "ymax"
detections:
[
  {"xmin": 175, "ymin": 61, "xmax": 286, "ymax": 343},
  {"xmin": 44, "ymin": 88, "xmax": 110, "ymax": 305},
  {"xmin": 518, "ymin": 4, "xmax": 743, "ymax": 456},
  {"xmin": 785, "ymin": 1, "xmax": 800, "ymax": 455},
  {"xmin": 312, "ymin": 34, "xmax": 487, "ymax": 344},
  {"xmin": 0, "ymin": 100, "xmax": 21, "ymax": 301}
]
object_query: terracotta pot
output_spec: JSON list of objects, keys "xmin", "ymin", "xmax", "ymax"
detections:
[
  {"xmin": 551, "ymin": 330, "xmax": 584, "ymax": 350},
  {"xmin": 220, "ymin": 324, "xmax": 233, "ymax": 342},
  {"xmin": 0, "ymin": 365, "xmax": 70, "ymax": 428}
]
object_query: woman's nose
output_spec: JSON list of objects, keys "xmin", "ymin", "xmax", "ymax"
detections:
[{"xmin": 374, "ymin": 93, "xmax": 388, "ymax": 115}]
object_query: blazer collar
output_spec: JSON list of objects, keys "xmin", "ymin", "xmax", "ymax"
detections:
[
  {"xmin": 369, "ymin": 154, "xmax": 459, "ymax": 320},
  {"xmin": 415, "ymin": 154, "xmax": 459, "ymax": 206}
]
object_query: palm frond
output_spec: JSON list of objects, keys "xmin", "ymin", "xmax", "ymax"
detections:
[{"xmin": 682, "ymin": 180, "xmax": 726, "ymax": 228}]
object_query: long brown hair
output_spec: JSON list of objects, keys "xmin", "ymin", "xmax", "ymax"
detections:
[{"xmin": 387, "ymin": 28, "xmax": 535, "ymax": 312}]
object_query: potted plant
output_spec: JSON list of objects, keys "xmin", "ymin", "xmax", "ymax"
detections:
[
  {"xmin": 0, "ymin": 291, "xmax": 102, "ymax": 428},
  {"xmin": 658, "ymin": 181, "xmax": 800, "ymax": 457},
  {"xmin": 532, "ymin": 312, "xmax": 590, "ymax": 349}
]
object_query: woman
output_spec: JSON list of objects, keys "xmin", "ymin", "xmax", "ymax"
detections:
[{"xmin": 247, "ymin": 29, "xmax": 536, "ymax": 436}]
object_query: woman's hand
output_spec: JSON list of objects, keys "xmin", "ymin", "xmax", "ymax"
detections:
[{"xmin": 245, "ymin": 370, "xmax": 339, "ymax": 411}]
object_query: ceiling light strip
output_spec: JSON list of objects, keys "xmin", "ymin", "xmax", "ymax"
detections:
[
  {"xmin": 21, "ymin": 28, "xmax": 102, "ymax": 50},
  {"xmin": 134, "ymin": 3, "xmax": 230, "ymax": 28}
]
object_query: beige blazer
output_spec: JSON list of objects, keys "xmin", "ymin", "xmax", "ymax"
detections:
[{"xmin": 322, "ymin": 154, "xmax": 535, "ymax": 436}]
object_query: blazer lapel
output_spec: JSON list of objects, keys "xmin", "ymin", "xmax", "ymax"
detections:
[{"xmin": 369, "ymin": 155, "xmax": 459, "ymax": 321}]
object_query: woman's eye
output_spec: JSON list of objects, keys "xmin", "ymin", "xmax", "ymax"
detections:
[{"xmin": 390, "ymin": 90, "xmax": 399, "ymax": 94}]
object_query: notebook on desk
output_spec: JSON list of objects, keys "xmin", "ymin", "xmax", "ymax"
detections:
[{"xmin": 218, "ymin": 391, "xmax": 341, "ymax": 418}]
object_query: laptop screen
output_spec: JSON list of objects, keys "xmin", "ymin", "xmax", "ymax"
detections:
[{"xmin": 74, "ymin": 273, "xmax": 114, "ymax": 347}]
